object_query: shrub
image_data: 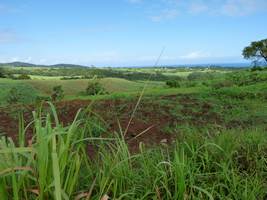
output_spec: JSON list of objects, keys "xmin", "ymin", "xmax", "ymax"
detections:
[
  {"xmin": 251, "ymin": 66, "xmax": 263, "ymax": 72},
  {"xmin": 86, "ymin": 81, "xmax": 106, "ymax": 95},
  {"xmin": 187, "ymin": 72, "xmax": 214, "ymax": 81},
  {"xmin": 166, "ymin": 80, "xmax": 180, "ymax": 88},
  {"xmin": 51, "ymin": 85, "xmax": 64, "ymax": 101},
  {"xmin": 17, "ymin": 74, "xmax": 31, "ymax": 80},
  {"xmin": 6, "ymin": 87, "xmax": 20, "ymax": 104},
  {"xmin": 6, "ymin": 86, "xmax": 39, "ymax": 104},
  {"xmin": 0, "ymin": 67, "xmax": 6, "ymax": 78},
  {"xmin": 184, "ymin": 81, "xmax": 198, "ymax": 88},
  {"xmin": 211, "ymin": 80, "xmax": 234, "ymax": 89},
  {"xmin": 202, "ymin": 81, "xmax": 210, "ymax": 87}
]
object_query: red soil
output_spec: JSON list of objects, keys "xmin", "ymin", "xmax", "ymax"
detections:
[{"xmin": 0, "ymin": 98, "xmax": 175, "ymax": 152}]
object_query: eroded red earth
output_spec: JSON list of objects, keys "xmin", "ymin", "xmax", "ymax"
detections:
[{"xmin": 0, "ymin": 94, "xmax": 234, "ymax": 153}]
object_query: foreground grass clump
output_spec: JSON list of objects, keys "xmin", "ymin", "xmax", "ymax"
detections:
[{"xmin": 0, "ymin": 104, "xmax": 267, "ymax": 199}]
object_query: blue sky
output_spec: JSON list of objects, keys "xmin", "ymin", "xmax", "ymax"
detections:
[{"xmin": 0, "ymin": 0, "xmax": 266, "ymax": 66}]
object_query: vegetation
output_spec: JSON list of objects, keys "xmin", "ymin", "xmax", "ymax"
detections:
[
  {"xmin": 166, "ymin": 79, "xmax": 181, "ymax": 88},
  {"xmin": 0, "ymin": 102, "xmax": 267, "ymax": 199},
  {"xmin": 243, "ymin": 38, "xmax": 267, "ymax": 64},
  {"xmin": 0, "ymin": 68, "xmax": 6, "ymax": 78},
  {"xmin": 0, "ymin": 58, "xmax": 267, "ymax": 199},
  {"xmin": 85, "ymin": 80, "xmax": 106, "ymax": 95},
  {"xmin": 9, "ymin": 74, "xmax": 32, "ymax": 80},
  {"xmin": 6, "ymin": 87, "xmax": 20, "ymax": 104},
  {"xmin": 51, "ymin": 85, "xmax": 64, "ymax": 101},
  {"xmin": 1, "ymin": 83, "xmax": 39, "ymax": 105}
]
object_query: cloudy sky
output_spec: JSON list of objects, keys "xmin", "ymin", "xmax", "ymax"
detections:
[{"xmin": 0, "ymin": 0, "xmax": 266, "ymax": 66}]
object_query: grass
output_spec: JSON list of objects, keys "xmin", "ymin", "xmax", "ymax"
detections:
[
  {"xmin": 0, "ymin": 78, "xmax": 40, "ymax": 105},
  {"xmin": 0, "ymin": 77, "xmax": 165, "ymax": 105},
  {"xmin": 1, "ymin": 67, "xmax": 267, "ymax": 199},
  {"xmin": 65, "ymin": 86, "xmax": 205, "ymax": 102},
  {"xmin": 25, "ymin": 77, "xmax": 163, "ymax": 95},
  {"xmin": 0, "ymin": 104, "xmax": 267, "ymax": 199}
]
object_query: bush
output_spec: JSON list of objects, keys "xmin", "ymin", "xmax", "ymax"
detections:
[
  {"xmin": 0, "ymin": 67, "xmax": 6, "ymax": 78},
  {"xmin": 166, "ymin": 80, "xmax": 180, "ymax": 88},
  {"xmin": 51, "ymin": 85, "xmax": 64, "ymax": 101},
  {"xmin": 251, "ymin": 66, "xmax": 263, "ymax": 72},
  {"xmin": 211, "ymin": 80, "xmax": 234, "ymax": 89},
  {"xmin": 187, "ymin": 72, "xmax": 215, "ymax": 81},
  {"xmin": 86, "ymin": 81, "xmax": 106, "ymax": 95},
  {"xmin": 6, "ymin": 87, "xmax": 20, "ymax": 104},
  {"xmin": 16, "ymin": 74, "xmax": 31, "ymax": 80},
  {"xmin": 202, "ymin": 81, "xmax": 210, "ymax": 87}
]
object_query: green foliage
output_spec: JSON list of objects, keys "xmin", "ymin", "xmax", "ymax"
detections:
[
  {"xmin": 60, "ymin": 75, "xmax": 92, "ymax": 80},
  {"xmin": 1, "ymin": 105, "xmax": 267, "ymax": 199},
  {"xmin": 227, "ymin": 71, "xmax": 267, "ymax": 86},
  {"xmin": 86, "ymin": 80, "xmax": 106, "ymax": 95},
  {"xmin": 184, "ymin": 81, "xmax": 198, "ymax": 88},
  {"xmin": 187, "ymin": 72, "xmax": 215, "ymax": 81},
  {"xmin": 211, "ymin": 80, "xmax": 234, "ymax": 89},
  {"xmin": 166, "ymin": 79, "xmax": 181, "ymax": 88},
  {"xmin": 243, "ymin": 38, "xmax": 267, "ymax": 63},
  {"xmin": 4, "ymin": 67, "xmax": 173, "ymax": 81},
  {"xmin": 1, "ymin": 65, "xmax": 267, "ymax": 199},
  {"xmin": 5, "ymin": 86, "xmax": 38, "ymax": 105},
  {"xmin": 6, "ymin": 87, "xmax": 20, "ymax": 104},
  {"xmin": 35, "ymin": 96, "xmax": 52, "ymax": 107},
  {"xmin": 51, "ymin": 85, "xmax": 64, "ymax": 101},
  {"xmin": 251, "ymin": 66, "xmax": 264, "ymax": 72},
  {"xmin": 0, "ymin": 68, "xmax": 6, "ymax": 78},
  {"xmin": 16, "ymin": 74, "xmax": 31, "ymax": 80}
]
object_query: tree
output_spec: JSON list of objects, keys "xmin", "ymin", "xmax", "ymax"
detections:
[
  {"xmin": 0, "ymin": 67, "xmax": 5, "ymax": 78},
  {"xmin": 243, "ymin": 39, "xmax": 267, "ymax": 64}
]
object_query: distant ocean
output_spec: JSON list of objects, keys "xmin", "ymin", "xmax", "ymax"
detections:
[
  {"xmin": 169, "ymin": 63, "xmax": 252, "ymax": 68},
  {"xmin": 124, "ymin": 62, "xmax": 253, "ymax": 68}
]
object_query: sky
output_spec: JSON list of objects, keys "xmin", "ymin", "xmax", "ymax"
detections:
[{"xmin": 0, "ymin": 0, "xmax": 266, "ymax": 66}]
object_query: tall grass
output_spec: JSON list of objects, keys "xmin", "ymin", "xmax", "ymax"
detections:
[{"xmin": 0, "ymin": 104, "xmax": 267, "ymax": 199}]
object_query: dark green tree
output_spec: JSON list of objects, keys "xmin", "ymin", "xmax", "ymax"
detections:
[
  {"xmin": 0, "ymin": 67, "xmax": 5, "ymax": 78},
  {"xmin": 243, "ymin": 39, "xmax": 267, "ymax": 63}
]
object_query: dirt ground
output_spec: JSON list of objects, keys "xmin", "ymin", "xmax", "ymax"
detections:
[{"xmin": 0, "ymin": 94, "xmax": 249, "ymax": 153}]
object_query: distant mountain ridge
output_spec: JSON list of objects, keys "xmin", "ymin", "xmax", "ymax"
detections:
[{"xmin": 0, "ymin": 62, "xmax": 89, "ymax": 68}]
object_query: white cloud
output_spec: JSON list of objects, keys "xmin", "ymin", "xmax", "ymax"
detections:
[
  {"xmin": 150, "ymin": 9, "xmax": 179, "ymax": 22},
  {"xmin": 180, "ymin": 51, "xmax": 211, "ymax": 59}
]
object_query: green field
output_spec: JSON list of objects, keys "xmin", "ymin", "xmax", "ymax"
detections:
[{"xmin": 0, "ymin": 77, "xmax": 165, "ymax": 105}]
